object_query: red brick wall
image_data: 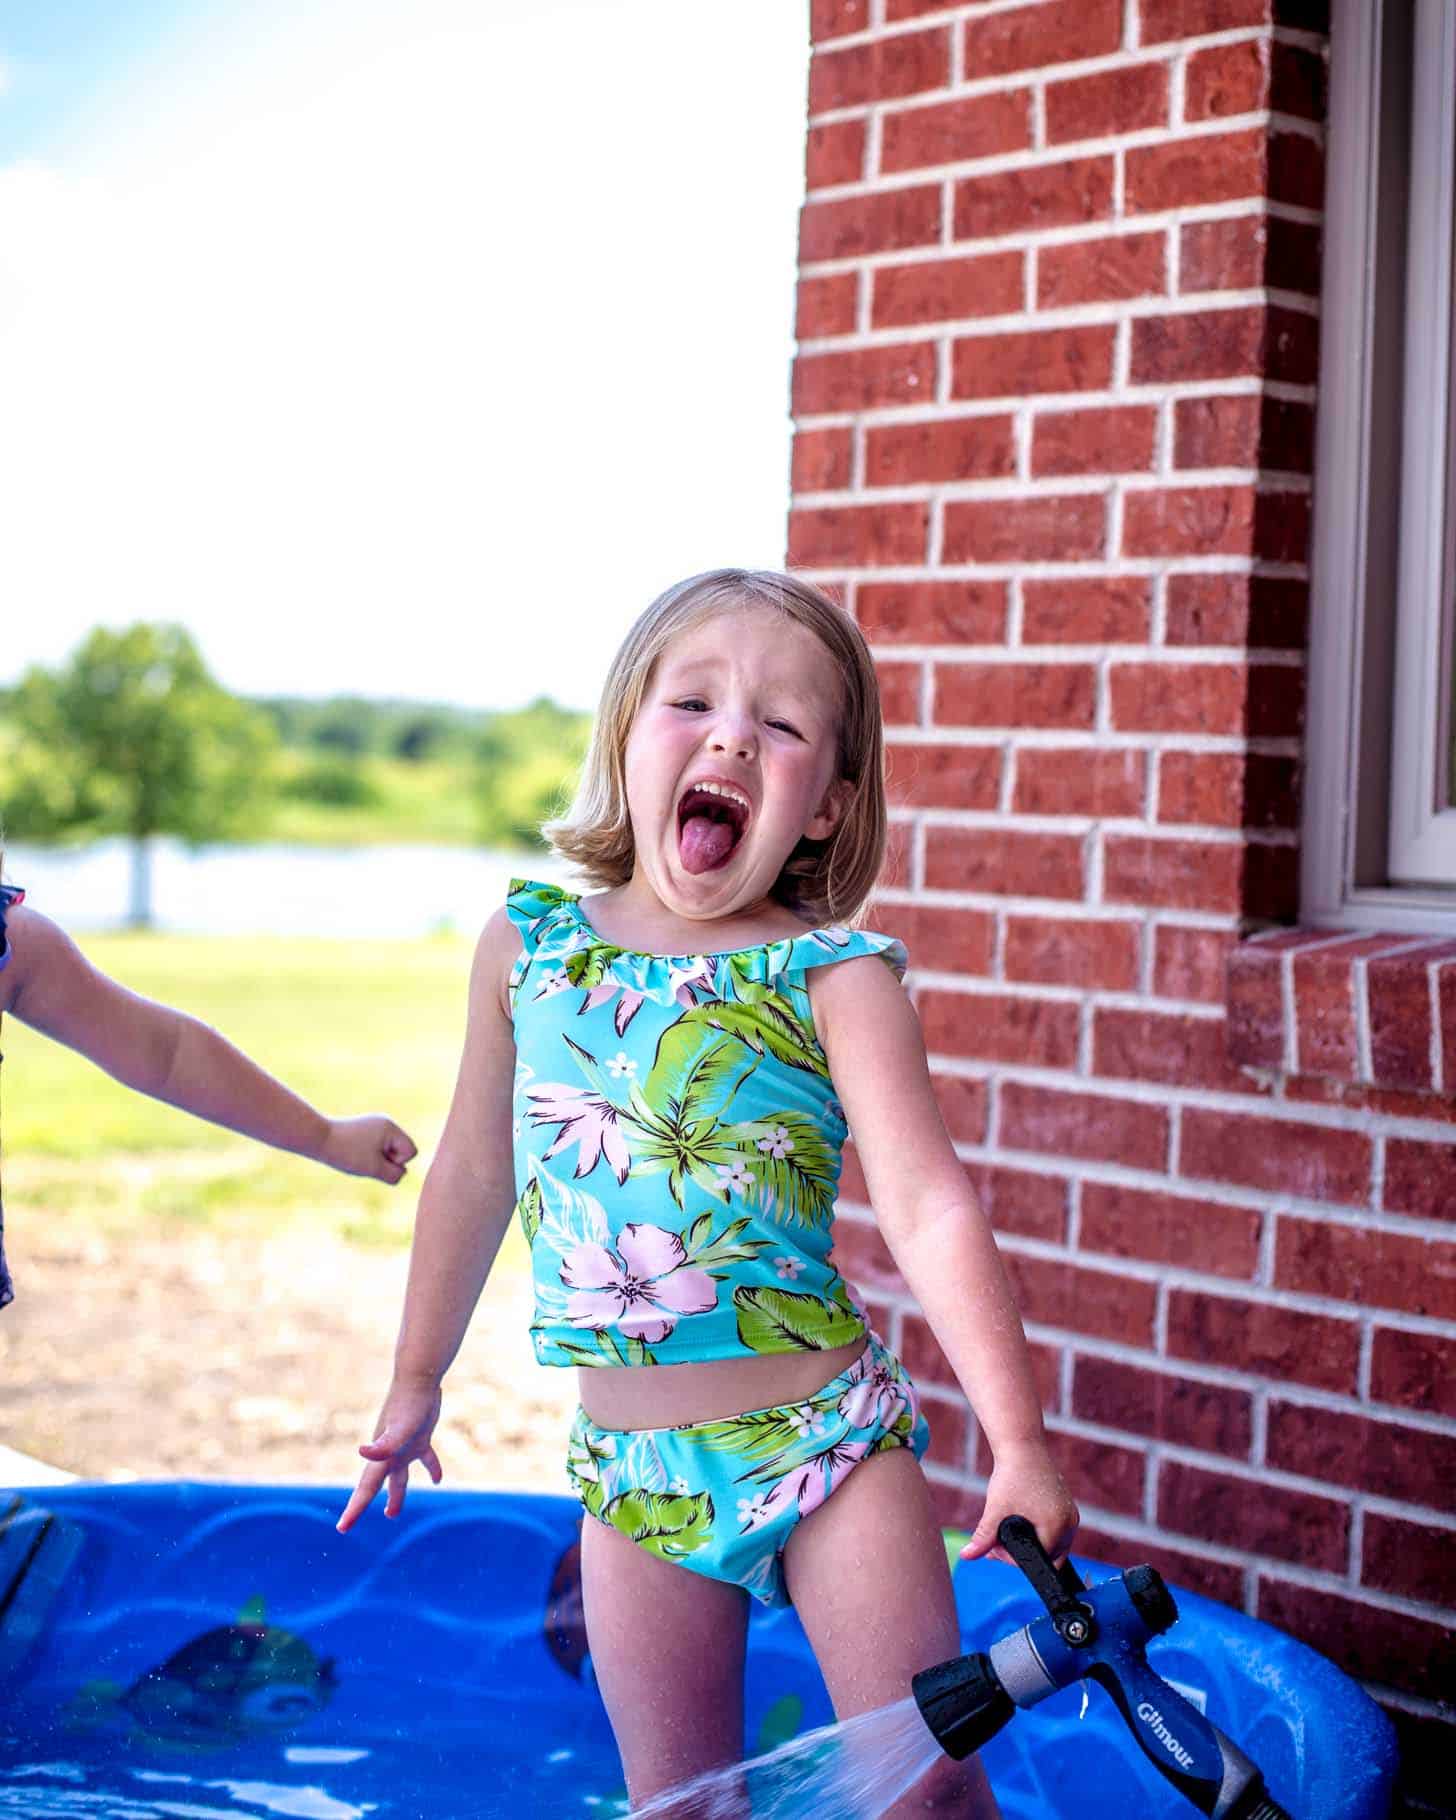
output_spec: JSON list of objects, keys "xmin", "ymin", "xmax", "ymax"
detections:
[{"xmin": 789, "ymin": 0, "xmax": 1452, "ymax": 1799}]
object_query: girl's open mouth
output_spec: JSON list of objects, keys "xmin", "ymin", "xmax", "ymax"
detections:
[{"xmin": 677, "ymin": 782, "xmax": 751, "ymax": 874}]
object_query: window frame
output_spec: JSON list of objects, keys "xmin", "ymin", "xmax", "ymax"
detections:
[{"xmin": 1304, "ymin": 0, "xmax": 1456, "ymax": 931}]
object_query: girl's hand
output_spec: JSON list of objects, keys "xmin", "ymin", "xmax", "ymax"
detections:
[
  {"xmin": 958, "ymin": 1439, "xmax": 1079, "ymax": 1568},
  {"xmin": 335, "ymin": 1380, "xmax": 444, "ymax": 1533},
  {"xmin": 322, "ymin": 1115, "xmax": 418, "ymax": 1183}
]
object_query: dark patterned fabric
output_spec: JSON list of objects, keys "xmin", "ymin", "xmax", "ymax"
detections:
[{"xmin": 0, "ymin": 882, "xmax": 23, "ymax": 1313}]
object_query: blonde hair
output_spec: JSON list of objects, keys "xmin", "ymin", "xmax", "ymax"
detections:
[{"xmin": 545, "ymin": 569, "xmax": 887, "ymax": 925}]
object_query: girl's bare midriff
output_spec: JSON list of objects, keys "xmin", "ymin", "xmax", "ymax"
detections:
[{"xmin": 576, "ymin": 1336, "xmax": 868, "ymax": 1432}]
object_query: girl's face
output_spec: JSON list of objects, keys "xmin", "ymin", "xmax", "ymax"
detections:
[{"xmin": 621, "ymin": 604, "xmax": 849, "ymax": 924}]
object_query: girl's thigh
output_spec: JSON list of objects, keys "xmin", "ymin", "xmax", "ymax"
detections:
[
  {"xmin": 782, "ymin": 1447, "xmax": 1002, "ymax": 1818},
  {"xmin": 579, "ymin": 1514, "xmax": 751, "ymax": 1808}
]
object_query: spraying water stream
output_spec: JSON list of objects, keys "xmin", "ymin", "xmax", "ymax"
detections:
[{"xmin": 624, "ymin": 1694, "xmax": 945, "ymax": 1820}]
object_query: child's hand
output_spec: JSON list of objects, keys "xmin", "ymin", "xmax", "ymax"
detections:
[
  {"xmin": 958, "ymin": 1439, "xmax": 1079, "ymax": 1568},
  {"xmin": 322, "ymin": 1115, "xmax": 418, "ymax": 1183},
  {"xmin": 336, "ymin": 1379, "xmax": 444, "ymax": 1533}
]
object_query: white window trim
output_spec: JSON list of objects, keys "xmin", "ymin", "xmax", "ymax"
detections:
[
  {"xmin": 1304, "ymin": 0, "xmax": 1456, "ymax": 932},
  {"xmin": 1387, "ymin": 0, "xmax": 1456, "ymax": 888}
]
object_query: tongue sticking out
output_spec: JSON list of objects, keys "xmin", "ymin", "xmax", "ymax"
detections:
[{"xmin": 679, "ymin": 814, "xmax": 738, "ymax": 875}]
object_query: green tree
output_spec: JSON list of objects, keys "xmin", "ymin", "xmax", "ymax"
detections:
[
  {"xmin": 0, "ymin": 726, "xmax": 101, "ymax": 836},
  {"xmin": 393, "ymin": 713, "xmax": 448, "ymax": 763},
  {"xmin": 475, "ymin": 698, "xmax": 590, "ymax": 849},
  {"xmin": 6, "ymin": 624, "xmax": 278, "ymax": 925}
]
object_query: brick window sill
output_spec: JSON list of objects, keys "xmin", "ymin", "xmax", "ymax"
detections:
[{"xmin": 1227, "ymin": 929, "xmax": 1456, "ymax": 1100}]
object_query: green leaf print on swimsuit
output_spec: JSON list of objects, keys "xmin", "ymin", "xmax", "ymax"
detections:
[
  {"xmin": 733, "ymin": 1283, "xmax": 865, "ymax": 1355},
  {"xmin": 504, "ymin": 879, "xmax": 908, "ymax": 1368},
  {"xmin": 579, "ymin": 1485, "xmax": 716, "ymax": 1563},
  {"xmin": 564, "ymin": 1331, "xmax": 931, "ymax": 1608}
]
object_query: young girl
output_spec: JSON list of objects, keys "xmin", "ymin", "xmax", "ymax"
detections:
[
  {"xmin": 0, "ymin": 882, "xmax": 417, "ymax": 1312},
  {"xmin": 337, "ymin": 569, "xmax": 1077, "ymax": 1815}
]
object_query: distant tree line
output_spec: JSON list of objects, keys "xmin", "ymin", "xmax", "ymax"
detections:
[
  {"xmin": 0, "ymin": 623, "xmax": 591, "ymax": 923},
  {"xmin": 258, "ymin": 694, "xmax": 484, "ymax": 763},
  {"xmin": 256, "ymin": 689, "xmax": 590, "ymax": 846}
]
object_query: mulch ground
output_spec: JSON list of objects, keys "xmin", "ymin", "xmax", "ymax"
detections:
[{"xmin": 0, "ymin": 1211, "xmax": 577, "ymax": 1495}]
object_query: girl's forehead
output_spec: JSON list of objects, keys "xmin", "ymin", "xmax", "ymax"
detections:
[{"xmin": 656, "ymin": 606, "xmax": 838, "ymax": 687}]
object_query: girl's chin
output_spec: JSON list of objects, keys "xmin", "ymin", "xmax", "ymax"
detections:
[{"xmin": 655, "ymin": 847, "xmax": 772, "ymax": 910}]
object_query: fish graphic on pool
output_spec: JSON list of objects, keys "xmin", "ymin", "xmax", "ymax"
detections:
[{"xmin": 68, "ymin": 1595, "xmax": 337, "ymax": 1750}]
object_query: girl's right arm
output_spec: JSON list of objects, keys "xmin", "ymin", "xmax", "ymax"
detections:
[{"xmin": 335, "ymin": 904, "xmax": 522, "ymax": 1533}]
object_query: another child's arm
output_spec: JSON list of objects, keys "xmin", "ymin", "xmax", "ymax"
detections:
[
  {"xmin": 812, "ymin": 953, "xmax": 1079, "ymax": 1566},
  {"xmin": 335, "ymin": 905, "xmax": 521, "ymax": 1533},
  {"xmin": 2, "ymin": 905, "xmax": 416, "ymax": 1182}
]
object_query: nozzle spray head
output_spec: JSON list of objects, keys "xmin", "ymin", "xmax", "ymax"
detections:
[{"xmin": 911, "ymin": 1651, "xmax": 1014, "ymax": 1761}]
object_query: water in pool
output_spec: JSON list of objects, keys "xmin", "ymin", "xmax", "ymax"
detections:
[
  {"xmin": 3, "ymin": 1656, "xmax": 631, "ymax": 1818},
  {"xmin": 0, "ymin": 1483, "xmax": 1399, "ymax": 1820}
]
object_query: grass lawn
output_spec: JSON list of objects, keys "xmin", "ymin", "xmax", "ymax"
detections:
[{"xmin": 2, "ymin": 932, "xmax": 525, "ymax": 1257}]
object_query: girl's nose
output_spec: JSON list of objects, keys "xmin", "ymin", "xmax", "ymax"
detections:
[{"xmin": 708, "ymin": 714, "xmax": 756, "ymax": 761}]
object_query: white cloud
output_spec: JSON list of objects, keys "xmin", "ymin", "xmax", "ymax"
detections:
[{"xmin": 0, "ymin": 0, "xmax": 808, "ymax": 708}]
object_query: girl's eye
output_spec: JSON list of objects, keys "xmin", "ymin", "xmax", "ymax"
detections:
[
  {"xmin": 674, "ymin": 697, "xmax": 708, "ymax": 713},
  {"xmin": 768, "ymin": 719, "xmax": 803, "ymax": 738}
]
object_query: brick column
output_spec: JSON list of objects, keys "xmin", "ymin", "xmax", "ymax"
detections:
[{"xmin": 789, "ymin": 1, "xmax": 1452, "ymax": 1803}]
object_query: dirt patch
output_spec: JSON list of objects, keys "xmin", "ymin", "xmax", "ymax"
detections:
[{"xmin": 0, "ymin": 1213, "xmax": 578, "ymax": 1497}]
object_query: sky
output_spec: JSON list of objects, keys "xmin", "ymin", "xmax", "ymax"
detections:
[{"xmin": 0, "ymin": 0, "xmax": 810, "ymax": 711}]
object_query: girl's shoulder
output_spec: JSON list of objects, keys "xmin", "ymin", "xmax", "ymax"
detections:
[
  {"xmin": 773, "ymin": 922, "xmax": 907, "ymax": 983},
  {"xmin": 804, "ymin": 921, "xmax": 917, "ymax": 1058}
]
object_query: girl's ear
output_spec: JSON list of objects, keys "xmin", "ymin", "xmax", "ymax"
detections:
[{"xmin": 806, "ymin": 777, "xmax": 852, "ymax": 842}]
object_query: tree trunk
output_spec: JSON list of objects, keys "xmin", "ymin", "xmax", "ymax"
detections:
[{"xmin": 127, "ymin": 837, "xmax": 154, "ymax": 929}]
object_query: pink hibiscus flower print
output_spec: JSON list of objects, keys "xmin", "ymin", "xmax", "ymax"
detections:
[
  {"xmin": 838, "ymin": 1351, "xmax": 910, "ymax": 1431},
  {"xmin": 525, "ymin": 1083, "xmax": 630, "ymax": 1184},
  {"xmin": 560, "ymin": 1223, "xmax": 718, "ymax": 1343},
  {"xmin": 739, "ymin": 1437, "xmax": 871, "ymax": 1532}
]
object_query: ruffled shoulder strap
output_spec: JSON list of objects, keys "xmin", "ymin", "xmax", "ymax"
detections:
[
  {"xmin": 0, "ymin": 884, "xmax": 25, "ymax": 975},
  {"xmin": 783, "ymin": 923, "xmax": 907, "ymax": 983},
  {"xmin": 505, "ymin": 878, "xmax": 577, "ymax": 947},
  {"xmin": 504, "ymin": 878, "xmax": 579, "ymax": 1004}
]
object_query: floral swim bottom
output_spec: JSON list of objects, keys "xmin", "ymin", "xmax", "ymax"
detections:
[{"xmin": 565, "ymin": 1332, "xmax": 930, "ymax": 1608}]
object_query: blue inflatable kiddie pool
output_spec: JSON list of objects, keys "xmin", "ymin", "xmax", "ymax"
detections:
[{"xmin": 0, "ymin": 1483, "xmax": 1397, "ymax": 1818}]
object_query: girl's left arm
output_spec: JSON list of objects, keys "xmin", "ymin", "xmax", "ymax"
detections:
[
  {"xmin": 5, "ymin": 906, "xmax": 417, "ymax": 1182},
  {"xmin": 811, "ymin": 952, "xmax": 1078, "ymax": 1565}
]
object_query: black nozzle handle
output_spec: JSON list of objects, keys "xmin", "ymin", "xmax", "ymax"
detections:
[
  {"xmin": 912, "ymin": 1651, "xmax": 1015, "ymax": 1761},
  {"xmin": 997, "ymin": 1515, "xmax": 1087, "ymax": 1615}
]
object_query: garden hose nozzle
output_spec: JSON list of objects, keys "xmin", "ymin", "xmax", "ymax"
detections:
[{"xmin": 912, "ymin": 1516, "xmax": 1293, "ymax": 1820}]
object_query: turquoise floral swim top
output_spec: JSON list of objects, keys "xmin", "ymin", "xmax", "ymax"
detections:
[{"xmin": 505, "ymin": 879, "xmax": 907, "ymax": 1369}]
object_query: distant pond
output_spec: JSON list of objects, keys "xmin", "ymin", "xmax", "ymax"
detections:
[{"xmin": 3, "ymin": 840, "xmax": 568, "ymax": 939}]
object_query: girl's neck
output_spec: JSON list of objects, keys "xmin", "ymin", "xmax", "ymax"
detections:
[{"xmin": 580, "ymin": 875, "xmax": 812, "ymax": 958}]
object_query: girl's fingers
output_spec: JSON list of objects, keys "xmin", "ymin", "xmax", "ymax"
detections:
[
  {"xmin": 384, "ymin": 1464, "xmax": 410, "ymax": 1520},
  {"xmin": 423, "ymin": 1447, "xmax": 443, "ymax": 1483},
  {"xmin": 335, "ymin": 1462, "xmax": 388, "ymax": 1533},
  {"xmin": 359, "ymin": 1424, "xmax": 412, "ymax": 1460}
]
